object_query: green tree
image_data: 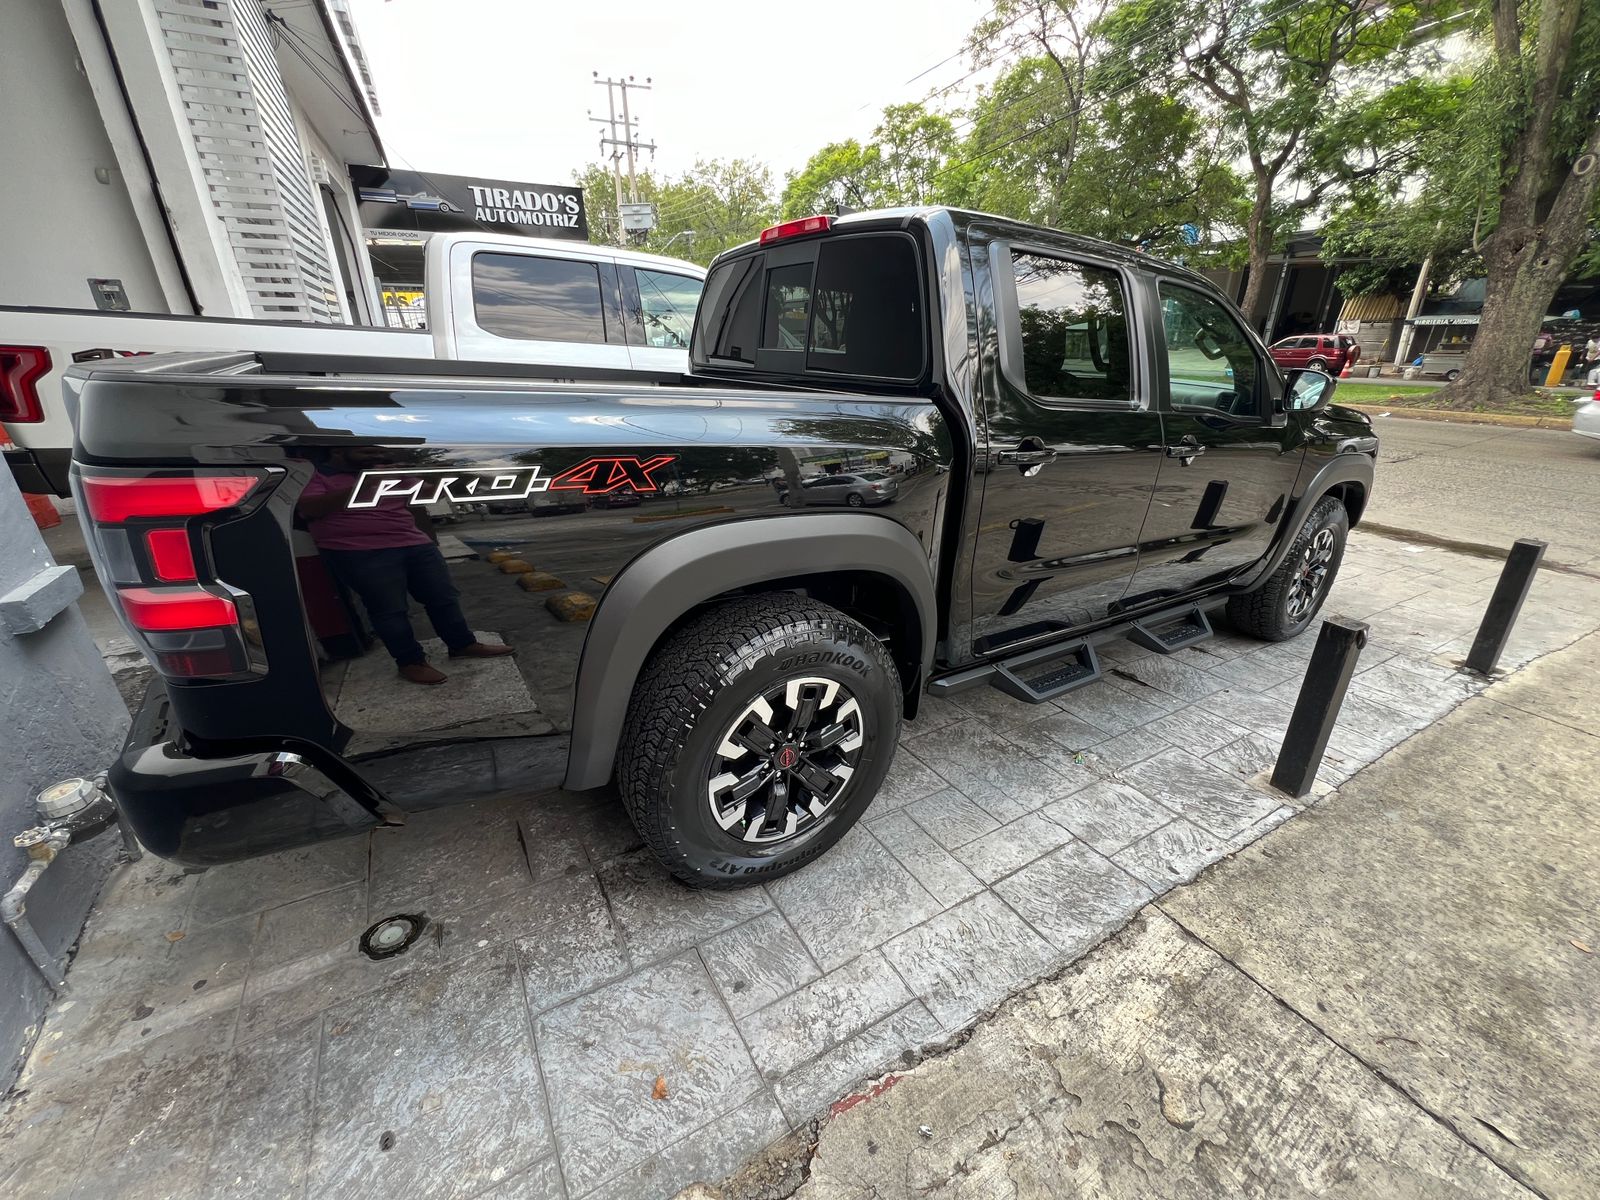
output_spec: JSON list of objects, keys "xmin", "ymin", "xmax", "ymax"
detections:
[
  {"xmin": 1055, "ymin": 90, "xmax": 1247, "ymax": 260},
  {"xmin": 873, "ymin": 103, "xmax": 960, "ymax": 205},
  {"xmin": 1447, "ymin": 0, "xmax": 1600, "ymax": 405},
  {"xmin": 644, "ymin": 158, "xmax": 777, "ymax": 263},
  {"xmin": 951, "ymin": 58, "xmax": 1075, "ymax": 221},
  {"xmin": 577, "ymin": 159, "xmax": 776, "ymax": 264},
  {"xmin": 781, "ymin": 140, "xmax": 884, "ymax": 217},
  {"xmin": 783, "ymin": 103, "xmax": 959, "ymax": 217},
  {"xmin": 967, "ymin": 0, "xmax": 1115, "ymax": 182},
  {"xmin": 1317, "ymin": 73, "xmax": 1485, "ymax": 301},
  {"xmin": 1099, "ymin": 0, "xmax": 1457, "ymax": 329}
]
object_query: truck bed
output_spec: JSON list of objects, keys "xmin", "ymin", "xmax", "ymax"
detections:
[{"xmin": 67, "ymin": 349, "xmax": 954, "ymax": 864}]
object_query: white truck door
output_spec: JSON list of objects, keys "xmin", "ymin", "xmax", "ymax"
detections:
[
  {"xmin": 622, "ymin": 264, "xmax": 704, "ymax": 374},
  {"xmin": 440, "ymin": 239, "xmax": 632, "ymax": 370}
]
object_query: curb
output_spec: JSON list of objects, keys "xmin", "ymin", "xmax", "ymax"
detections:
[{"xmin": 1340, "ymin": 403, "xmax": 1573, "ymax": 430}]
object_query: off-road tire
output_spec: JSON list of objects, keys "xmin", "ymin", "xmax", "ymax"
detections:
[
  {"xmin": 1226, "ymin": 495, "xmax": 1349, "ymax": 641},
  {"xmin": 617, "ymin": 594, "xmax": 901, "ymax": 889}
]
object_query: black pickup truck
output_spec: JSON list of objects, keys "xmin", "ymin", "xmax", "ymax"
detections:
[{"xmin": 66, "ymin": 207, "xmax": 1376, "ymax": 887}]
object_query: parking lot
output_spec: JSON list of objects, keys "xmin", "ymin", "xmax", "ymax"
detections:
[{"xmin": 5, "ymin": 526, "xmax": 1596, "ymax": 1200}]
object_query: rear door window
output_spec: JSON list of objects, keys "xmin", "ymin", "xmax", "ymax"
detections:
[
  {"xmin": 472, "ymin": 253, "xmax": 608, "ymax": 343},
  {"xmin": 634, "ymin": 268, "xmax": 702, "ymax": 349},
  {"xmin": 1010, "ymin": 252, "xmax": 1132, "ymax": 404}
]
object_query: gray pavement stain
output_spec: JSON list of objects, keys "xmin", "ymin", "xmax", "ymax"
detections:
[{"xmin": 4, "ymin": 533, "xmax": 1598, "ymax": 1200}]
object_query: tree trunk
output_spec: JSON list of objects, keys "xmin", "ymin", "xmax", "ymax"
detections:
[
  {"xmin": 1444, "ymin": 0, "xmax": 1597, "ymax": 408},
  {"xmin": 1238, "ymin": 178, "xmax": 1275, "ymax": 331},
  {"xmin": 1446, "ymin": 131, "xmax": 1600, "ymax": 407}
]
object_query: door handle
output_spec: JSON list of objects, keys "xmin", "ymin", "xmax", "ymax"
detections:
[
  {"xmin": 1166, "ymin": 437, "xmax": 1205, "ymax": 461},
  {"xmin": 996, "ymin": 438, "xmax": 1058, "ymax": 475},
  {"xmin": 998, "ymin": 448, "xmax": 1058, "ymax": 465}
]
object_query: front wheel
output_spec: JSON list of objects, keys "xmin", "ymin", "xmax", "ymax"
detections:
[
  {"xmin": 1226, "ymin": 496, "xmax": 1349, "ymax": 641},
  {"xmin": 617, "ymin": 594, "xmax": 901, "ymax": 888}
]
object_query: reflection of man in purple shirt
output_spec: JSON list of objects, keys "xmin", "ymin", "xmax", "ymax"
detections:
[{"xmin": 297, "ymin": 447, "xmax": 513, "ymax": 685}]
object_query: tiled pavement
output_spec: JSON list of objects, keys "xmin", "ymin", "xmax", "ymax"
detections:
[{"xmin": 5, "ymin": 532, "xmax": 1599, "ymax": 1200}]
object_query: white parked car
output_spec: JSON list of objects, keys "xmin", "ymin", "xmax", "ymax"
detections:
[
  {"xmin": 2, "ymin": 235, "xmax": 704, "ymax": 495},
  {"xmin": 1574, "ymin": 385, "xmax": 1600, "ymax": 446}
]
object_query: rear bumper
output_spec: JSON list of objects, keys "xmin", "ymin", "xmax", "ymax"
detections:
[
  {"xmin": 1573, "ymin": 402, "xmax": 1600, "ymax": 441},
  {"xmin": 4, "ymin": 446, "xmax": 71, "ymax": 496},
  {"xmin": 109, "ymin": 678, "xmax": 378, "ymax": 866}
]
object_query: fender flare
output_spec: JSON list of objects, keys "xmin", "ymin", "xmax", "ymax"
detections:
[
  {"xmin": 563, "ymin": 513, "xmax": 938, "ymax": 791},
  {"xmin": 1237, "ymin": 451, "xmax": 1374, "ymax": 591}
]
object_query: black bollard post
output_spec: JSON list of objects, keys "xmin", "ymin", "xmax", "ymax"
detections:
[
  {"xmin": 1464, "ymin": 538, "xmax": 1547, "ymax": 677},
  {"xmin": 1271, "ymin": 616, "xmax": 1369, "ymax": 799}
]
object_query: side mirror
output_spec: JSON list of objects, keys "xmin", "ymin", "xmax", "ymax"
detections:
[{"xmin": 1285, "ymin": 368, "xmax": 1335, "ymax": 412}]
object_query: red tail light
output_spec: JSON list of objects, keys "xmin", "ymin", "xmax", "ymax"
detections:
[
  {"xmin": 73, "ymin": 467, "xmax": 270, "ymax": 681},
  {"xmin": 0, "ymin": 346, "xmax": 51, "ymax": 423},
  {"xmin": 81, "ymin": 475, "xmax": 258, "ymax": 523},
  {"xmin": 118, "ymin": 587, "xmax": 237, "ymax": 631},
  {"xmin": 759, "ymin": 215, "xmax": 833, "ymax": 245},
  {"xmin": 145, "ymin": 527, "xmax": 197, "ymax": 582}
]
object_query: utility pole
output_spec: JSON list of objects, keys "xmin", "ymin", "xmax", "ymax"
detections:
[
  {"xmin": 591, "ymin": 73, "xmax": 657, "ymax": 242},
  {"xmin": 589, "ymin": 78, "xmax": 625, "ymax": 217},
  {"xmin": 619, "ymin": 78, "xmax": 641, "ymax": 203},
  {"xmin": 1394, "ymin": 218, "xmax": 1445, "ymax": 369}
]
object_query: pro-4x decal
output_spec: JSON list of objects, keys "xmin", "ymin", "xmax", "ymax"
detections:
[{"xmin": 349, "ymin": 455, "xmax": 676, "ymax": 508}]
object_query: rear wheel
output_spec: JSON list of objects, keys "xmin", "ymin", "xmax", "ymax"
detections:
[
  {"xmin": 1226, "ymin": 496, "xmax": 1348, "ymax": 641},
  {"xmin": 846, "ymin": 492, "xmax": 865, "ymax": 507},
  {"xmin": 1307, "ymin": 356, "xmax": 1329, "ymax": 373},
  {"xmin": 617, "ymin": 594, "xmax": 901, "ymax": 888}
]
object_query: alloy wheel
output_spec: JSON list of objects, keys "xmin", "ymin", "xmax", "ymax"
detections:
[
  {"xmin": 1287, "ymin": 527, "xmax": 1336, "ymax": 621},
  {"xmin": 707, "ymin": 676, "xmax": 864, "ymax": 844}
]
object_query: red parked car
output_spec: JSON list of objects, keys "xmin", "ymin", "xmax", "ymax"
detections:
[{"xmin": 1268, "ymin": 333, "xmax": 1361, "ymax": 375}]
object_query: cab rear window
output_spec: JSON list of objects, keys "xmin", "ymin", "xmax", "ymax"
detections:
[{"xmin": 696, "ymin": 233, "xmax": 926, "ymax": 381}]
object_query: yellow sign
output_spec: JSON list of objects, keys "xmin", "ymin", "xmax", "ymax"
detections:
[{"xmin": 383, "ymin": 290, "xmax": 424, "ymax": 308}]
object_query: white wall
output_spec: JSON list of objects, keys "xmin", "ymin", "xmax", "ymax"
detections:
[
  {"xmin": 292, "ymin": 100, "xmax": 384, "ymax": 325},
  {"xmin": 0, "ymin": 2, "xmax": 167, "ymax": 312}
]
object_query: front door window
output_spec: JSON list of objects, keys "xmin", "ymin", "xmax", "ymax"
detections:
[{"xmin": 1159, "ymin": 284, "xmax": 1262, "ymax": 418}]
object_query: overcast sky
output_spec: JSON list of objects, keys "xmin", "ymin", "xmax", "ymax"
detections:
[{"xmin": 347, "ymin": 0, "xmax": 995, "ymax": 190}]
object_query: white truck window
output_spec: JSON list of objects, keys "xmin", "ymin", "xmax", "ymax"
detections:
[
  {"xmin": 472, "ymin": 253, "xmax": 607, "ymax": 343},
  {"xmin": 635, "ymin": 269, "xmax": 700, "ymax": 349}
]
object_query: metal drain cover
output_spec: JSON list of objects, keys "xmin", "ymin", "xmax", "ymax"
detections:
[{"xmin": 360, "ymin": 913, "xmax": 427, "ymax": 961}]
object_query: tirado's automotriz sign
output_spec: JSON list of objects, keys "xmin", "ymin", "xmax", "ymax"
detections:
[{"xmin": 349, "ymin": 456, "xmax": 677, "ymax": 508}]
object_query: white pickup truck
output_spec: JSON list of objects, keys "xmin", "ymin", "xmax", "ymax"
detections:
[{"xmin": 2, "ymin": 234, "xmax": 703, "ymax": 495}]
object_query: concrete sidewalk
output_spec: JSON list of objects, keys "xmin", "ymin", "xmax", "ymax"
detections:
[
  {"xmin": 732, "ymin": 632, "xmax": 1600, "ymax": 1200},
  {"xmin": 4, "ymin": 533, "xmax": 1594, "ymax": 1200}
]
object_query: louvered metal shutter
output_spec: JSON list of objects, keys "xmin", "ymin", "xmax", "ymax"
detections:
[{"xmin": 154, "ymin": 0, "xmax": 341, "ymax": 322}]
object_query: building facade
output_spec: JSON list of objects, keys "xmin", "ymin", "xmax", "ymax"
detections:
[{"xmin": 1, "ymin": 0, "xmax": 385, "ymax": 324}]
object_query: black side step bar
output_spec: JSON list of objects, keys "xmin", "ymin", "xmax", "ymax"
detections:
[
  {"xmin": 1127, "ymin": 606, "xmax": 1212, "ymax": 655},
  {"xmin": 991, "ymin": 639, "xmax": 1102, "ymax": 704}
]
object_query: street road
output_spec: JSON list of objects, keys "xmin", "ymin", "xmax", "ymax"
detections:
[{"xmin": 1362, "ymin": 416, "xmax": 1600, "ymax": 571}]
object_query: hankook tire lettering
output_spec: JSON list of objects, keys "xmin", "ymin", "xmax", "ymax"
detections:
[{"xmin": 778, "ymin": 651, "xmax": 870, "ymax": 674}]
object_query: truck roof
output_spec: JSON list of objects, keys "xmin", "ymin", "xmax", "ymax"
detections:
[
  {"xmin": 713, "ymin": 206, "xmax": 1214, "ymax": 289},
  {"xmin": 423, "ymin": 230, "xmax": 705, "ymax": 277}
]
